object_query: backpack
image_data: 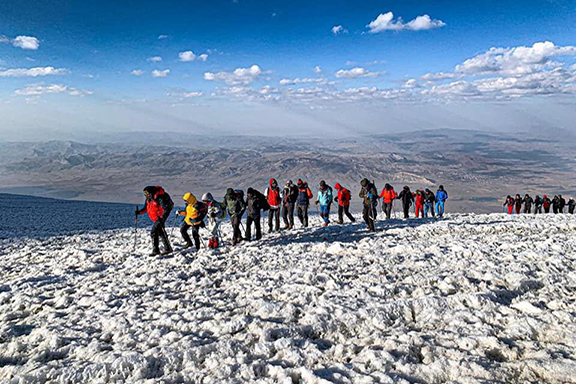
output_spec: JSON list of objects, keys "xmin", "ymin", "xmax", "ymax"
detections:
[
  {"xmin": 234, "ymin": 189, "xmax": 245, "ymax": 201},
  {"xmin": 218, "ymin": 201, "xmax": 227, "ymax": 219},
  {"xmin": 260, "ymin": 193, "xmax": 271, "ymax": 211}
]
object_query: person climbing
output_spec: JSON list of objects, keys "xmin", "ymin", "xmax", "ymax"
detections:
[
  {"xmin": 503, "ymin": 195, "xmax": 514, "ymax": 214},
  {"xmin": 379, "ymin": 183, "xmax": 397, "ymax": 220},
  {"xmin": 414, "ymin": 190, "xmax": 425, "ymax": 218},
  {"xmin": 514, "ymin": 194, "xmax": 523, "ymax": 215},
  {"xmin": 397, "ymin": 186, "xmax": 414, "ymax": 219},
  {"xmin": 534, "ymin": 195, "xmax": 543, "ymax": 214},
  {"xmin": 265, "ymin": 178, "xmax": 282, "ymax": 233},
  {"xmin": 359, "ymin": 178, "xmax": 378, "ymax": 232},
  {"xmin": 315, "ymin": 180, "xmax": 333, "ymax": 227},
  {"xmin": 552, "ymin": 195, "xmax": 559, "ymax": 214},
  {"xmin": 296, "ymin": 179, "xmax": 313, "ymax": 228},
  {"xmin": 424, "ymin": 189, "xmax": 436, "ymax": 218},
  {"xmin": 435, "ymin": 185, "xmax": 448, "ymax": 217},
  {"xmin": 224, "ymin": 188, "xmax": 246, "ymax": 246},
  {"xmin": 568, "ymin": 198, "xmax": 575, "ymax": 214},
  {"xmin": 176, "ymin": 193, "xmax": 208, "ymax": 251},
  {"xmin": 543, "ymin": 195, "xmax": 551, "ymax": 213},
  {"xmin": 523, "ymin": 194, "xmax": 533, "ymax": 214},
  {"xmin": 334, "ymin": 183, "xmax": 355, "ymax": 224},
  {"xmin": 282, "ymin": 180, "xmax": 298, "ymax": 229},
  {"xmin": 245, "ymin": 187, "xmax": 269, "ymax": 241},
  {"xmin": 136, "ymin": 185, "xmax": 174, "ymax": 256},
  {"xmin": 558, "ymin": 195, "xmax": 566, "ymax": 213},
  {"xmin": 201, "ymin": 193, "xmax": 225, "ymax": 249}
]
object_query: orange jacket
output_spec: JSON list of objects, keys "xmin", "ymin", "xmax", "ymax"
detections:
[{"xmin": 379, "ymin": 188, "xmax": 397, "ymax": 203}]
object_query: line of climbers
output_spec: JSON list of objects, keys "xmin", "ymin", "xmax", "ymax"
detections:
[
  {"xmin": 135, "ymin": 181, "xmax": 449, "ymax": 256},
  {"xmin": 503, "ymin": 194, "xmax": 576, "ymax": 215}
]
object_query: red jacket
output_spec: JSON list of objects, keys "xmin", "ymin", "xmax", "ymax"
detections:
[
  {"xmin": 266, "ymin": 178, "xmax": 282, "ymax": 208},
  {"xmin": 379, "ymin": 188, "xmax": 397, "ymax": 203},
  {"xmin": 139, "ymin": 186, "xmax": 173, "ymax": 222},
  {"xmin": 414, "ymin": 192, "xmax": 425, "ymax": 205},
  {"xmin": 334, "ymin": 183, "xmax": 351, "ymax": 207}
]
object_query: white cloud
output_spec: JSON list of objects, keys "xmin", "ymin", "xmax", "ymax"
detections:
[
  {"xmin": 158, "ymin": 35, "xmax": 168, "ymax": 40},
  {"xmin": 12, "ymin": 35, "xmax": 40, "ymax": 50},
  {"xmin": 402, "ymin": 78, "xmax": 420, "ymax": 88},
  {"xmin": 152, "ymin": 69, "xmax": 170, "ymax": 78},
  {"xmin": 332, "ymin": 25, "xmax": 348, "ymax": 35},
  {"xmin": 183, "ymin": 91, "xmax": 203, "ymax": 98},
  {"xmin": 179, "ymin": 51, "xmax": 196, "ymax": 62},
  {"xmin": 131, "ymin": 70, "xmax": 145, "ymax": 76},
  {"xmin": 204, "ymin": 65, "xmax": 263, "ymax": 86},
  {"xmin": 0, "ymin": 66, "xmax": 68, "ymax": 77},
  {"xmin": 313, "ymin": 66, "xmax": 322, "ymax": 74},
  {"xmin": 15, "ymin": 83, "xmax": 92, "ymax": 97},
  {"xmin": 334, "ymin": 67, "xmax": 385, "ymax": 79},
  {"xmin": 198, "ymin": 54, "xmax": 209, "ymax": 62},
  {"xmin": 279, "ymin": 77, "xmax": 328, "ymax": 86},
  {"xmin": 367, "ymin": 12, "xmax": 445, "ymax": 33},
  {"xmin": 147, "ymin": 56, "xmax": 162, "ymax": 62},
  {"xmin": 420, "ymin": 71, "xmax": 460, "ymax": 81}
]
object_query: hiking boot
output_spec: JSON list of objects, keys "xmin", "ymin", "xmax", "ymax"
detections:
[
  {"xmin": 149, "ymin": 249, "xmax": 160, "ymax": 256},
  {"xmin": 183, "ymin": 242, "xmax": 193, "ymax": 249},
  {"xmin": 213, "ymin": 238, "xmax": 219, "ymax": 248},
  {"xmin": 337, "ymin": 220, "xmax": 344, "ymax": 225},
  {"xmin": 161, "ymin": 247, "xmax": 173, "ymax": 255},
  {"xmin": 208, "ymin": 239, "xmax": 214, "ymax": 248},
  {"xmin": 283, "ymin": 224, "xmax": 290, "ymax": 229},
  {"xmin": 323, "ymin": 222, "xmax": 328, "ymax": 227}
]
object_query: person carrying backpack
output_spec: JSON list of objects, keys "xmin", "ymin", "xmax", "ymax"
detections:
[
  {"xmin": 435, "ymin": 185, "xmax": 448, "ymax": 217},
  {"xmin": 559, "ymin": 195, "xmax": 566, "ymax": 213},
  {"xmin": 413, "ymin": 190, "xmax": 425, "ymax": 218},
  {"xmin": 176, "ymin": 193, "xmax": 208, "ymax": 251},
  {"xmin": 523, "ymin": 194, "xmax": 533, "ymax": 214},
  {"xmin": 315, "ymin": 180, "xmax": 333, "ymax": 227},
  {"xmin": 503, "ymin": 195, "xmax": 514, "ymax": 214},
  {"xmin": 201, "ymin": 192, "xmax": 225, "ymax": 249},
  {"xmin": 334, "ymin": 183, "xmax": 355, "ymax": 224},
  {"xmin": 296, "ymin": 179, "xmax": 313, "ymax": 228},
  {"xmin": 265, "ymin": 178, "xmax": 282, "ymax": 233},
  {"xmin": 282, "ymin": 180, "xmax": 298, "ymax": 229},
  {"xmin": 245, "ymin": 187, "xmax": 269, "ymax": 241},
  {"xmin": 552, "ymin": 196, "xmax": 559, "ymax": 214},
  {"xmin": 359, "ymin": 178, "xmax": 378, "ymax": 232},
  {"xmin": 136, "ymin": 185, "xmax": 174, "ymax": 256},
  {"xmin": 568, "ymin": 198, "xmax": 575, "ymax": 214},
  {"xmin": 543, "ymin": 195, "xmax": 551, "ymax": 213},
  {"xmin": 534, "ymin": 195, "xmax": 543, "ymax": 214},
  {"xmin": 379, "ymin": 183, "xmax": 397, "ymax": 220},
  {"xmin": 424, "ymin": 189, "xmax": 436, "ymax": 218},
  {"xmin": 514, "ymin": 194, "xmax": 523, "ymax": 214},
  {"xmin": 224, "ymin": 188, "xmax": 246, "ymax": 246},
  {"xmin": 397, "ymin": 186, "xmax": 414, "ymax": 219}
]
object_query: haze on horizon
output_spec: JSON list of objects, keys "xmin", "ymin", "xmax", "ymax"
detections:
[{"xmin": 0, "ymin": 0, "xmax": 575, "ymax": 142}]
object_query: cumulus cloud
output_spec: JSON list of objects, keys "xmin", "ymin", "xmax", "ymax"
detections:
[
  {"xmin": 334, "ymin": 67, "xmax": 385, "ymax": 79},
  {"xmin": 183, "ymin": 91, "xmax": 203, "ymax": 98},
  {"xmin": 12, "ymin": 35, "xmax": 40, "ymax": 50},
  {"xmin": 279, "ymin": 77, "xmax": 329, "ymax": 86},
  {"xmin": 332, "ymin": 25, "xmax": 348, "ymax": 35},
  {"xmin": 131, "ymin": 70, "xmax": 145, "ymax": 76},
  {"xmin": 179, "ymin": 51, "xmax": 196, "ymax": 62},
  {"xmin": 147, "ymin": 56, "xmax": 162, "ymax": 62},
  {"xmin": 15, "ymin": 83, "xmax": 92, "ymax": 97},
  {"xmin": 152, "ymin": 69, "xmax": 170, "ymax": 78},
  {"xmin": 204, "ymin": 65, "xmax": 263, "ymax": 86},
  {"xmin": 367, "ymin": 12, "xmax": 445, "ymax": 33},
  {"xmin": 0, "ymin": 67, "xmax": 68, "ymax": 77},
  {"xmin": 313, "ymin": 66, "xmax": 322, "ymax": 74},
  {"xmin": 198, "ymin": 54, "xmax": 209, "ymax": 62}
]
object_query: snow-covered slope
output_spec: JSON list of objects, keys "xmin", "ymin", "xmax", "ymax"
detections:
[{"xmin": 1, "ymin": 213, "xmax": 576, "ymax": 383}]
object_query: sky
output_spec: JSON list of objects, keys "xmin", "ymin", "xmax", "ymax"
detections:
[{"xmin": 0, "ymin": 0, "xmax": 575, "ymax": 141}]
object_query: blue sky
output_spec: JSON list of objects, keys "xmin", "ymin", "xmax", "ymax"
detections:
[{"xmin": 0, "ymin": 0, "xmax": 575, "ymax": 140}]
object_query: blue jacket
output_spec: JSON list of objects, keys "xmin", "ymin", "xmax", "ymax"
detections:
[
  {"xmin": 317, "ymin": 187, "xmax": 333, "ymax": 206},
  {"xmin": 297, "ymin": 183, "xmax": 312, "ymax": 206},
  {"xmin": 436, "ymin": 190, "xmax": 448, "ymax": 202}
]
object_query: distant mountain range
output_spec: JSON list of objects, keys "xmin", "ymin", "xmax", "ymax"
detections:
[{"xmin": 1, "ymin": 129, "xmax": 575, "ymax": 213}]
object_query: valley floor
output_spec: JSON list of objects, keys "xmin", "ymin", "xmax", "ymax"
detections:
[{"xmin": 1, "ymin": 214, "xmax": 576, "ymax": 383}]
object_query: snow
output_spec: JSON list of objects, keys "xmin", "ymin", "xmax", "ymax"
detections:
[{"xmin": 1, "ymin": 213, "xmax": 576, "ymax": 383}]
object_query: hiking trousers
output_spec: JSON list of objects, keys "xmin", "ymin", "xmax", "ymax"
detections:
[
  {"xmin": 282, "ymin": 203, "xmax": 295, "ymax": 228},
  {"xmin": 534, "ymin": 205, "xmax": 542, "ymax": 214},
  {"xmin": 435, "ymin": 201, "xmax": 445, "ymax": 217},
  {"xmin": 319, "ymin": 204, "xmax": 330, "ymax": 224},
  {"xmin": 382, "ymin": 202, "xmax": 393, "ymax": 219},
  {"xmin": 415, "ymin": 203, "xmax": 424, "ymax": 218},
  {"xmin": 151, "ymin": 220, "xmax": 171, "ymax": 253},
  {"xmin": 268, "ymin": 208, "xmax": 280, "ymax": 232},
  {"xmin": 338, "ymin": 205, "xmax": 355, "ymax": 223},
  {"xmin": 402, "ymin": 203, "xmax": 410, "ymax": 219},
  {"xmin": 424, "ymin": 202, "xmax": 435, "ymax": 218},
  {"xmin": 231, "ymin": 215, "xmax": 243, "ymax": 243},
  {"xmin": 245, "ymin": 215, "xmax": 262, "ymax": 240},
  {"xmin": 297, "ymin": 204, "xmax": 308, "ymax": 227},
  {"xmin": 362, "ymin": 204, "xmax": 376, "ymax": 231},
  {"xmin": 181, "ymin": 222, "xmax": 201, "ymax": 250}
]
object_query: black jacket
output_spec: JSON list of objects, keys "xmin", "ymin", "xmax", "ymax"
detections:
[
  {"xmin": 523, "ymin": 197, "xmax": 533, "ymax": 209},
  {"xmin": 247, "ymin": 190, "xmax": 269, "ymax": 217},
  {"xmin": 398, "ymin": 189, "xmax": 414, "ymax": 207},
  {"xmin": 283, "ymin": 184, "xmax": 298, "ymax": 204},
  {"xmin": 425, "ymin": 191, "xmax": 435, "ymax": 204}
]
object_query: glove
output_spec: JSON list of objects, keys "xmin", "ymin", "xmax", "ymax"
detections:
[
  {"xmin": 315, "ymin": 201, "xmax": 319, "ymax": 205},
  {"xmin": 334, "ymin": 197, "xmax": 338, "ymax": 203},
  {"xmin": 367, "ymin": 193, "xmax": 374, "ymax": 199}
]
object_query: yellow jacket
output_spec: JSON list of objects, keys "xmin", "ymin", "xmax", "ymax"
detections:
[{"xmin": 179, "ymin": 193, "xmax": 205, "ymax": 225}]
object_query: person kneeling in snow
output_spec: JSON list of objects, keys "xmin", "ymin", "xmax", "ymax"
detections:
[
  {"xmin": 201, "ymin": 193, "xmax": 225, "ymax": 249},
  {"xmin": 136, "ymin": 185, "xmax": 174, "ymax": 256},
  {"xmin": 176, "ymin": 193, "xmax": 207, "ymax": 251},
  {"xmin": 316, "ymin": 180, "xmax": 333, "ymax": 227}
]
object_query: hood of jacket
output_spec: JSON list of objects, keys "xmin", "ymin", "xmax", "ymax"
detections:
[{"xmin": 183, "ymin": 192, "xmax": 197, "ymax": 205}]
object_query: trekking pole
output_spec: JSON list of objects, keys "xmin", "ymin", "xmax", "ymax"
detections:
[
  {"xmin": 392, "ymin": 200, "xmax": 396, "ymax": 219},
  {"xmin": 315, "ymin": 203, "xmax": 321, "ymax": 225},
  {"xmin": 170, "ymin": 212, "xmax": 178, "ymax": 237},
  {"xmin": 133, "ymin": 207, "xmax": 138, "ymax": 252}
]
